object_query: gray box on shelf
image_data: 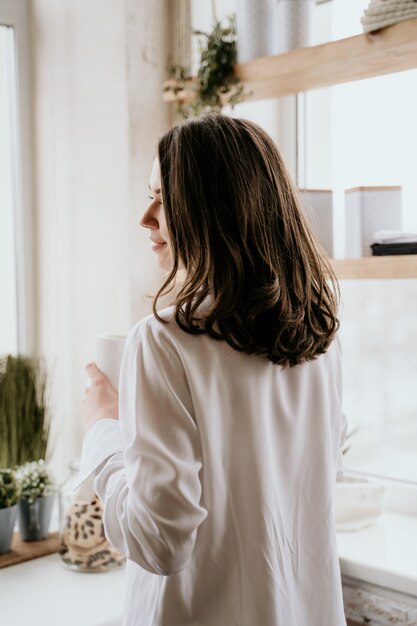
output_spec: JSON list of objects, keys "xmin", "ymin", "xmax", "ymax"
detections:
[
  {"xmin": 299, "ymin": 188, "xmax": 334, "ymax": 258},
  {"xmin": 345, "ymin": 186, "xmax": 402, "ymax": 258}
]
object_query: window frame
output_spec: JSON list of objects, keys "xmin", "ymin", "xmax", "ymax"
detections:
[{"xmin": 0, "ymin": 0, "xmax": 35, "ymax": 355}]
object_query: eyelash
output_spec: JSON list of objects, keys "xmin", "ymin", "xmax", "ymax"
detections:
[{"xmin": 148, "ymin": 195, "xmax": 163, "ymax": 205}]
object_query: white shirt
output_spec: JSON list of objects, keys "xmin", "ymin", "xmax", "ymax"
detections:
[{"xmin": 78, "ymin": 306, "xmax": 348, "ymax": 626}]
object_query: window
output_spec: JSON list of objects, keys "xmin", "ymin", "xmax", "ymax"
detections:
[
  {"xmin": 0, "ymin": 0, "xmax": 35, "ymax": 355},
  {"xmin": 0, "ymin": 24, "xmax": 18, "ymax": 353},
  {"xmin": 304, "ymin": 0, "xmax": 417, "ymax": 484}
]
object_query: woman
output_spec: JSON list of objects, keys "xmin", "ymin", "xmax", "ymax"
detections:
[{"xmin": 80, "ymin": 114, "xmax": 348, "ymax": 626}]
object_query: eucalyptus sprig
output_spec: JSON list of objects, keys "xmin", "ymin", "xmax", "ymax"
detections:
[
  {"xmin": 16, "ymin": 460, "xmax": 56, "ymax": 505},
  {"xmin": 342, "ymin": 425, "xmax": 360, "ymax": 456},
  {"xmin": 0, "ymin": 469, "xmax": 21, "ymax": 509},
  {"xmin": 0, "ymin": 355, "xmax": 52, "ymax": 468},
  {"xmin": 164, "ymin": 15, "xmax": 247, "ymax": 118}
]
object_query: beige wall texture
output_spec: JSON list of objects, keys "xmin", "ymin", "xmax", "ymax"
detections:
[{"xmin": 30, "ymin": 0, "xmax": 171, "ymax": 482}]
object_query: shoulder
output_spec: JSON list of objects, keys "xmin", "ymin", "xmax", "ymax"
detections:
[
  {"xmin": 125, "ymin": 305, "xmax": 180, "ymax": 354},
  {"xmin": 323, "ymin": 332, "xmax": 343, "ymax": 393},
  {"xmin": 329, "ymin": 332, "xmax": 342, "ymax": 357},
  {"xmin": 332, "ymin": 332, "xmax": 343, "ymax": 363},
  {"xmin": 122, "ymin": 307, "xmax": 193, "ymax": 388},
  {"xmin": 317, "ymin": 332, "xmax": 342, "ymax": 371}
]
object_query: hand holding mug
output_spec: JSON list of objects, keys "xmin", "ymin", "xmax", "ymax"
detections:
[{"xmin": 80, "ymin": 363, "xmax": 119, "ymax": 434}]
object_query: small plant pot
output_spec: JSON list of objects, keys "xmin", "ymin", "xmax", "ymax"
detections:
[
  {"xmin": 18, "ymin": 494, "xmax": 55, "ymax": 541},
  {"xmin": 0, "ymin": 504, "xmax": 18, "ymax": 554}
]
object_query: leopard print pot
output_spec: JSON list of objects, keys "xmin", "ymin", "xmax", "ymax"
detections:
[
  {"xmin": 59, "ymin": 495, "xmax": 126, "ymax": 572},
  {"xmin": 58, "ymin": 459, "xmax": 126, "ymax": 573}
]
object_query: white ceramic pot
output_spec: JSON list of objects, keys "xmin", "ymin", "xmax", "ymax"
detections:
[
  {"xmin": 236, "ymin": 0, "xmax": 313, "ymax": 63},
  {"xmin": 236, "ymin": 0, "xmax": 275, "ymax": 63},
  {"xmin": 334, "ymin": 476, "xmax": 387, "ymax": 531},
  {"xmin": 273, "ymin": 0, "xmax": 313, "ymax": 55}
]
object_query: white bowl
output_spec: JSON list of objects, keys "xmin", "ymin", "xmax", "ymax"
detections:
[{"xmin": 334, "ymin": 476, "xmax": 387, "ymax": 531}]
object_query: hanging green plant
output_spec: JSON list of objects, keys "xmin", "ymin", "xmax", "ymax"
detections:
[{"xmin": 164, "ymin": 15, "xmax": 247, "ymax": 118}]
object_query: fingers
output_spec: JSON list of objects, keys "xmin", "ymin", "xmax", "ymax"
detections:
[{"xmin": 85, "ymin": 362, "xmax": 104, "ymax": 380}]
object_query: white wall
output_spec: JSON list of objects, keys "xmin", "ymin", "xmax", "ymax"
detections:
[
  {"xmin": 30, "ymin": 0, "xmax": 295, "ymax": 483},
  {"xmin": 31, "ymin": 0, "xmax": 171, "ymax": 482}
]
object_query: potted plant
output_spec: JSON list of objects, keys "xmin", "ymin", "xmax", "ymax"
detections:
[
  {"xmin": 16, "ymin": 460, "xmax": 56, "ymax": 541},
  {"xmin": 0, "ymin": 354, "xmax": 54, "ymax": 468},
  {"xmin": 0, "ymin": 469, "xmax": 21, "ymax": 554},
  {"xmin": 163, "ymin": 15, "xmax": 247, "ymax": 118}
]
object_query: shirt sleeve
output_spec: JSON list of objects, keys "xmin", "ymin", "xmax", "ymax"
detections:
[
  {"xmin": 74, "ymin": 419, "xmax": 123, "ymax": 491},
  {"xmin": 92, "ymin": 318, "xmax": 208, "ymax": 576}
]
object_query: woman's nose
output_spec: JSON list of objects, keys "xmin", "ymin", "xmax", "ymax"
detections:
[{"xmin": 139, "ymin": 205, "xmax": 158, "ymax": 230}]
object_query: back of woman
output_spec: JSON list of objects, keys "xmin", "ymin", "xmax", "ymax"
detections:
[{"xmin": 80, "ymin": 114, "xmax": 347, "ymax": 626}]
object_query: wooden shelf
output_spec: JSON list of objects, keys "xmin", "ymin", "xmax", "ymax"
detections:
[
  {"xmin": 163, "ymin": 19, "xmax": 417, "ymax": 282},
  {"xmin": 0, "ymin": 532, "xmax": 60, "ymax": 569},
  {"xmin": 163, "ymin": 17, "xmax": 417, "ymax": 103},
  {"xmin": 330, "ymin": 256, "xmax": 417, "ymax": 279}
]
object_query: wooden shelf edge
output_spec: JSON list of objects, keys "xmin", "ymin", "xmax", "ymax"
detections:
[
  {"xmin": 330, "ymin": 256, "xmax": 417, "ymax": 279},
  {"xmin": 234, "ymin": 16, "xmax": 417, "ymax": 101},
  {"xmin": 0, "ymin": 531, "xmax": 60, "ymax": 569},
  {"xmin": 163, "ymin": 17, "xmax": 417, "ymax": 104}
]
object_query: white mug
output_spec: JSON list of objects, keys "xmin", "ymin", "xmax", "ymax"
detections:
[{"xmin": 89, "ymin": 334, "xmax": 126, "ymax": 390}]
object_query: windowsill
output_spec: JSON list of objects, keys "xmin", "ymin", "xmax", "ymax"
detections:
[
  {"xmin": 0, "ymin": 552, "xmax": 126, "ymax": 626},
  {"xmin": 2, "ymin": 504, "xmax": 416, "ymax": 626},
  {"xmin": 336, "ymin": 510, "xmax": 417, "ymax": 597},
  {"xmin": 0, "ymin": 500, "xmax": 125, "ymax": 626}
]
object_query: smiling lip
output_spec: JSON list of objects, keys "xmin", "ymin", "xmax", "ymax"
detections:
[{"xmin": 150, "ymin": 240, "xmax": 166, "ymax": 252}]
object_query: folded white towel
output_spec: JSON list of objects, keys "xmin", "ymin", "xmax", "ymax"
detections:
[
  {"xmin": 361, "ymin": 0, "xmax": 417, "ymax": 32},
  {"xmin": 363, "ymin": 0, "xmax": 417, "ymax": 13},
  {"xmin": 372, "ymin": 229, "xmax": 417, "ymax": 244}
]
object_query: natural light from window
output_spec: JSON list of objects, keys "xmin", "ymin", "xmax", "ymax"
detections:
[
  {"xmin": 0, "ymin": 24, "xmax": 18, "ymax": 355},
  {"xmin": 305, "ymin": 0, "xmax": 417, "ymax": 485}
]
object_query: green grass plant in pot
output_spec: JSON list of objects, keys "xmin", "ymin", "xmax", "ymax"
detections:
[
  {"xmin": 16, "ymin": 460, "xmax": 56, "ymax": 541},
  {"xmin": 0, "ymin": 469, "xmax": 21, "ymax": 553},
  {"xmin": 0, "ymin": 354, "xmax": 56, "ymax": 541},
  {"xmin": 0, "ymin": 354, "xmax": 53, "ymax": 468}
]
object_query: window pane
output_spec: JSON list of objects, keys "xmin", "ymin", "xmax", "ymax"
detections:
[
  {"xmin": 304, "ymin": 5, "xmax": 417, "ymax": 483},
  {"xmin": 305, "ymin": 73, "xmax": 417, "ymax": 484},
  {"xmin": 0, "ymin": 25, "xmax": 18, "ymax": 355},
  {"xmin": 340, "ymin": 280, "xmax": 417, "ymax": 484}
]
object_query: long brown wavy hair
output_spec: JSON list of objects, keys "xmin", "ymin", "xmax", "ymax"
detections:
[{"xmin": 154, "ymin": 114, "xmax": 339, "ymax": 366}]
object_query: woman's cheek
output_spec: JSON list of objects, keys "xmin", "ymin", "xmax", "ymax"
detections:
[{"xmin": 159, "ymin": 244, "xmax": 173, "ymax": 271}]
